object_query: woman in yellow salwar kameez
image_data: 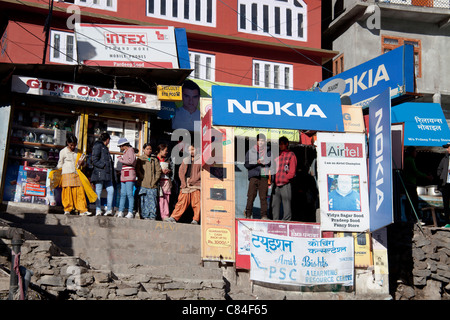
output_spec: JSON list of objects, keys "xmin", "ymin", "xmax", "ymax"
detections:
[{"xmin": 57, "ymin": 134, "xmax": 91, "ymax": 215}]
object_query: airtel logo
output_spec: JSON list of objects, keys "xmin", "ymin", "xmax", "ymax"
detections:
[{"xmin": 227, "ymin": 99, "xmax": 327, "ymax": 118}]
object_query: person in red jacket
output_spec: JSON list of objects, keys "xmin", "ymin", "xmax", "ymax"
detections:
[{"xmin": 272, "ymin": 136, "xmax": 297, "ymax": 221}]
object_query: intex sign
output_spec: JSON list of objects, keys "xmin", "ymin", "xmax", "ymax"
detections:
[
  {"xmin": 212, "ymin": 86, "xmax": 344, "ymax": 132},
  {"xmin": 104, "ymin": 33, "xmax": 147, "ymax": 45}
]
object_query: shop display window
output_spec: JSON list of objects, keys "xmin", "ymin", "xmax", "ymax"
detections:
[
  {"xmin": 86, "ymin": 116, "xmax": 142, "ymax": 155},
  {"xmin": 9, "ymin": 107, "xmax": 78, "ymax": 168}
]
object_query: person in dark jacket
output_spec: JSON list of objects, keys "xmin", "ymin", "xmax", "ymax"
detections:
[
  {"xmin": 436, "ymin": 143, "xmax": 450, "ymax": 227},
  {"xmin": 91, "ymin": 132, "xmax": 115, "ymax": 216},
  {"xmin": 244, "ymin": 134, "xmax": 271, "ymax": 219}
]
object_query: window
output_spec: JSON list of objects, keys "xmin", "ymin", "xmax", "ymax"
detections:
[
  {"xmin": 50, "ymin": 30, "xmax": 78, "ymax": 64},
  {"xmin": 238, "ymin": 0, "xmax": 307, "ymax": 42},
  {"xmin": 333, "ymin": 53, "xmax": 344, "ymax": 76},
  {"xmin": 253, "ymin": 60, "xmax": 293, "ymax": 89},
  {"xmin": 147, "ymin": 0, "xmax": 216, "ymax": 27},
  {"xmin": 382, "ymin": 35, "xmax": 422, "ymax": 78},
  {"xmin": 188, "ymin": 51, "xmax": 216, "ymax": 81},
  {"xmin": 57, "ymin": 0, "xmax": 117, "ymax": 11}
]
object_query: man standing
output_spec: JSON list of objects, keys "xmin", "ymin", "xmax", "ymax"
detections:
[
  {"xmin": 436, "ymin": 143, "xmax": 450, "ymax": 227},
  {"xmin": 166, "ymin": 144, "xmax": 201, "ymax": 224},
  {"xmin": 272, "ymin": 136, "xmax": 297, "ymax": 221},
  {"xmin": 171, "ymin": 80, "xmax": 201, "ymax": 132},
  {"xmin": 244, "ymin": 134, "xmax": 271, "ymax": 219}
]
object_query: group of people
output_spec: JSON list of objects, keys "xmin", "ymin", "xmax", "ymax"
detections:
[
  {"xmin": 244, "ymin": 134, "xmax": 298, "ymax": 221},
  {"xmin": 56, "ymin": 132, "xmax": 201, "ymax": 224}
]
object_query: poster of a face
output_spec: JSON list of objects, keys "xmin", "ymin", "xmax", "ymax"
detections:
[
  {"xmin": 327, "ymin": 174, "xmax": 361, "ymax": 212},
  {"xmin": 316, "ymin": 132, "xmax": 370, "ymax": 232}
]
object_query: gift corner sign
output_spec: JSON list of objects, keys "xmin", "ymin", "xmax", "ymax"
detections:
[
  {"xmin": 211, "ymin": 86, "xmax": 344, "ymax": 132},
  {"xmin": 11, "ymin": 75, "xmax": 161, "ymax": 110}
]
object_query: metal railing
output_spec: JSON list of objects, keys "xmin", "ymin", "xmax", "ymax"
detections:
[{"xmin": 379, "ymin": 0, "xmax": 450, "ymax": 9}]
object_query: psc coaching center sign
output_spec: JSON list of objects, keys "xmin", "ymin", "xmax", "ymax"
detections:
[{"xmin": 250, "ymin": 232, "xmax": 354, "ymax": 286}]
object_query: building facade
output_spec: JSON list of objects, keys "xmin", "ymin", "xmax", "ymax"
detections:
[
  {"xmin": 322, "ymin": 0, "xmax": 450, "ymax": 117},
  {"xmin": 0, "ymin": 0, "xmax": 337, "ymax": 91}
]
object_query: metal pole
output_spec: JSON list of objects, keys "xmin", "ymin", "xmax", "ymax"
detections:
[{"xmin": 8, "ymin": 238, "xmax": 23, "ymax": 300}]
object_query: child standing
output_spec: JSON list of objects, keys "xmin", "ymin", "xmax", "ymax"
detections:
[
  {"xmin": 57, "ymin": 134, "xmax": 90, "ymax": 216},
  {"xmin": 116, "ymin": 138, "xmax": 137, "ymax": 219},
  {"xmin": 136, "ymin": 143, "xmax": 161, "ymax": 220},
  {"xmin": 155, "ymin": 144, "xmax": 173, "ymax": 221}
]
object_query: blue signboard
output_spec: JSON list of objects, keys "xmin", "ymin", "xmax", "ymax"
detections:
[
  {"xmin": 319, "ymin": 45, "xmax": 415, "ymax": 108},
  {"xmin": 391, "ymin": 102, "xmax": 450, "ymax": 147},
  {"xmin": 211, "ymin": 86, "xmax": 344, "ymax": 132},
  {"xmin": 369, "ymin": 88, "xmax": 393, "ymax": 231}
]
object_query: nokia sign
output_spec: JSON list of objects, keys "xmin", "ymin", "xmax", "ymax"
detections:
[
  {"xmin": 212, "ymin": 86, "xmax": 344, "ymax": 132},
  {"xmin": 319, "ymin": 45, "xmax": 415, "ymax": 108},
  {"xmin": 368, "ymin": 88, "xmax": 393, "ymax": 231}
]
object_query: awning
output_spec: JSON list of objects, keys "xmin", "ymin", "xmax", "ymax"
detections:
[
  {"xmin": 391, "ymin": 102, "xmax": 450, "ymax": 147},
  {"xmin": 0, "ymin": 63, "xmax": 192, "ymax": 94}
]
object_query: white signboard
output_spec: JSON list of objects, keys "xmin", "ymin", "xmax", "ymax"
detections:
[
  {"xmin": 12, "ymin": 76, "xmax": 160, "ymax": 111},
  {"xmin": 316, "ymin": 132, "xmax": 370, "ymax": 232},
  {"xmin": 250, "ymin": 232, "xmax": 354, "ymax": 286},
  {"xmin": 75, "ymin": 23, "xmax": 179, "ymax": 68}
]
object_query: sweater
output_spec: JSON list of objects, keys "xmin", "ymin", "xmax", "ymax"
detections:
[
  {"xmin": 179, "ymin": 155, "xmax": 201, "ymax": 190},
  {"xmin": 118, "ymin": 146, "xmax": 137, "ymax": 182},
  {"xmin": 57, "ymin": 147, "xmax": 79, "ymax": 174}
]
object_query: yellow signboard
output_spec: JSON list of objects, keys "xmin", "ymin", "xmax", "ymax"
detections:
[
  {"xmin": 342, "ymin": 105, "xmax": 365, "ymax": 133},
  {"xmin": 157, "ymin": 85, "xmax": 182, "ymax": 101}
]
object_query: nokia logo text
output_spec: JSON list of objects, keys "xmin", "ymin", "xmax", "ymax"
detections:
[
  {"xmin": 227, "ymin": 99, "xmax": 327, "ymax": 118},
  {"xmin": 342, "ymin": 64, "xmax": 390, "ymax": 97},
  {"xmin": 105, "ymin": 33, "xmax": 147, "ymax": 45},
  {"xmin": 374, "ymin": 108, "xmax": 384, "ymax": 211}
]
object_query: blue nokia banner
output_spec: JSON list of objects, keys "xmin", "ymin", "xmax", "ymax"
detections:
[
  {"xmin": 211, "ymin": 86, "xmax": 344, "ymax": 132},
  {"xmin": 319, "ymin": 45, "xmax": 415, "ymax": 108},
  {"xmin": 391, "ymin": 102, "xmax": 450, "ymax": 147},
  {"xmin": 369, "ymin": 88, "xmax": 393, "ymax": 231}
]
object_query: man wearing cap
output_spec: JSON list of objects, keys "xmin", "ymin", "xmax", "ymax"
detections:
[
  {"xmin": 116, "ymin": 137, "xmax": 137, "ymax": 219},
  {"xmin": 436, "ymin": 143, "xmax": 450, "ymax": 227}
]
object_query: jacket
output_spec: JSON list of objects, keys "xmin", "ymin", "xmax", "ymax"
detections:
[
  {"xmin": 179, "ymin": 155, "xmax": 201, "ymax": 190},
  {"xmin": 90, "ymin": 140, "xmax": 115, "ymax": 183},
  {"xmin": 274, "ymin": 150, "xmax": 297, "ymax": 186},
  {"xmin": 437, "ymin": 153, "xmax": 449, "ymax": 187},
  {"xmin": 118, "ymin": 147, "xmax": 137, "ymax": 182},
  {"xmin": 244, "ymin": 145, "xmax": 271, "ymax": 180},
  {"xmin": 136, "ymin": 154, "xmax": 161, "ymax": 189}
]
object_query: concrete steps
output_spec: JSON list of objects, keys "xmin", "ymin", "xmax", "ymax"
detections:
[{"xmin": 0, "ymin": 211, "xmax": 225, "ymax": 291}]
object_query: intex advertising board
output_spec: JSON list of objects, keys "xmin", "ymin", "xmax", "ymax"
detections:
[{"xmin": 75, "ymin": 24, "xmax": 183, "ymax": 68}]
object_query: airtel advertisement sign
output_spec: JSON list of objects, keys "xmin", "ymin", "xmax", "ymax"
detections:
[{"xmin": 75, "ymin": 24, "xmax": 182, "ymax": 68}]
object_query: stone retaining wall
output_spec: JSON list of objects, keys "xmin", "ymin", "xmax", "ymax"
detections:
[
  {"xmin": 1, "ymin": 239, "xmax": 225, "ymax": 300},
  {"xmin": 388, "ymin": 223, "xmax": 450, "ymax": 300}
]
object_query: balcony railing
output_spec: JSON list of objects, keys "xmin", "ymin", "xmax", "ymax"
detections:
[{"xmin": 379, "ymin": 0, "xmax": 450, "ymax": 9}]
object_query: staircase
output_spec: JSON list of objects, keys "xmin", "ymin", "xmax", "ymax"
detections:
[{"xmin": 0, "ymin": 208, "xmax": 230, "ymax": 299}]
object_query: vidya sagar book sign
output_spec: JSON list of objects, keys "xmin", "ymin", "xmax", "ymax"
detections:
[{"xmin": 316, "ymin": 132, "xmax": 370, "ymax": 232}]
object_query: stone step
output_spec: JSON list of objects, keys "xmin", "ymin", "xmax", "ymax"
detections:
[
  {"xmin": 13, "ymin": 222, "xmax": 200, "ymax": 244},
  {"xmin": 76, "ymin": 247, "xmax": 203, "ymax": 269},
  {"xmin": 42, "ymin": 234, "xmax": 201, "ymax": 255},
  {"xmin": 96, "ymin": 263, "xmax": 224, "ymax": 281},
  {"xmin": 2, "ymin": 212, "xmax": 199, "ymax": 235}
]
